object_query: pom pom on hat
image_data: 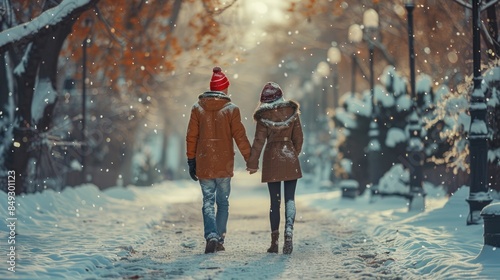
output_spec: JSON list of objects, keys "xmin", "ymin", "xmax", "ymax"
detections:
[
  {"xmin": 260, "ymin": 82, "xmax": 283, "ymax": 103},
  {"xmin": 210, "ymin": 66, "xmax": 230, "ymax": 91}
]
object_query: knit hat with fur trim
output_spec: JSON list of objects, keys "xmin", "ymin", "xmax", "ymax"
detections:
[{"xmin": 210, "ymin": 66, "xmax": 230, "ymax": 91}]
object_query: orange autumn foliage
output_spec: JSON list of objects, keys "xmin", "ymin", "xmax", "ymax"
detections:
[{"xmin": 62, "ymin": 0, "xmax": 233, "ymax": 95}]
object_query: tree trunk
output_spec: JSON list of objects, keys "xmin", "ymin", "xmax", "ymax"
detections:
[
  {"xmin": 0, "ymin": 51, "xmax": 11, "ymax": 149},
  {"xmin": 4, "ymin": 1, "xmax": 84, "ymax": 193},
  {"xmin": 36, "ymin": 21, "xmax": 75, "ymax": 131},
  {"xmin": 7, "ymin": 41, "xmax": 40, "ymax": 194},
  {"xmin": 485, "ymin": 3, "xmax": 499, "ymax": 60}
]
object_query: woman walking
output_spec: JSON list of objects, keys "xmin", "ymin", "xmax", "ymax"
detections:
[{"xmin": 246, "ymin": 82, "xmax": 303, "ymax": 254}]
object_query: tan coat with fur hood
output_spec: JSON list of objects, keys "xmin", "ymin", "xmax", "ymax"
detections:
[
  {"xmin": 247, "ymin": 99, "xmax": 303, "ymax": 183},
  {"xmin": 186, "ymin": 91, "xmax": 251, "ymax": 179}
]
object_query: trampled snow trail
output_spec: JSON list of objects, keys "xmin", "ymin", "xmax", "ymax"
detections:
[
  {"xmin": 2, "ymin": 177, "xmax": 497, "ymax": 279},
  {"xmin": 100, "ymin": 191, "xmax": 415, "ymax": 279}
]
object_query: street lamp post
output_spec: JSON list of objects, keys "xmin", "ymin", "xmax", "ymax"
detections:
[
  {"xmin": 316, "ymin": 61, "xmax": 331, "ymax": 114},
  {"xmin": 348, "ymin": 24, "xmax": 363, "ymax": 96},
  {"xmin": 311, "ymin": 71, "xmax": 323, "ymax": 132},
  {"xmin": 328, "ymin": 46, "xmax": 342, "ymax": 108},
  {"xmin": 466, "ymin": 0, "xmax": 492, "ymax": 225},
  {"xmin": 303, "ymin": 81, "xmax": 314, "ymax": 133},
  {"xmin": 81, "ymin": 18, "xmax": 92, "ymax": 183},
  {"xmin": 82, "ymin": 36, "xmax": 88, "ymax": 183},
  {"xmin": 363, "ymin": 9, "xmax": 378, "ymax": 111},
  {"xmin": 363, "ymin": 8, "xmax": 382, "ymax": 196},
  {"xmin": 404, "ymin": 0, "xmax": 426, "ymax": 211}
]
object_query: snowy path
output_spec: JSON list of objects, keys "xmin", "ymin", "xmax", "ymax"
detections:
[
  {"xmin": 3, "ymin": 174, "xmax": 498, "ymax": 279},
  {"xmin": 102, "ymin": 193, "xmax": 410, "ymax": 279}
]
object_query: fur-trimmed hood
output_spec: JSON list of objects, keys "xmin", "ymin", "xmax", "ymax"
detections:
[
  {"xmin": 253, "ymin": 99, "xmax": 300, "ymax": 128},
  {"xmin": 197, "ymin": 91, "xmax": 232, "ymax": 111}
]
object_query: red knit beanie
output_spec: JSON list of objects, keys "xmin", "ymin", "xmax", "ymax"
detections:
[
  {"xmin": 210, "ymin": 66, "xmax": 230, "ymax": 91},
  {"xmin": 260, "ymin": 82, "xmax": 283, "ymax": 103}
]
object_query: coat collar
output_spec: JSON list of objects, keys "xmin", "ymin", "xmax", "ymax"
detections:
[
  {"xmin": 198, "ymin": 91, "xmax": 231, "ymax": 101},
  {"xmin": 196, "ymin": 91, "xmax": 232, "ymax": 111},
  {"xmin": 253, "ymin": 100, "xmax": 300, "ymax": 128}
]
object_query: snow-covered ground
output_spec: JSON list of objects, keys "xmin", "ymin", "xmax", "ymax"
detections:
[{"xmin": 1, "ymin": 171, "xmax": 499, "ymax": 279}]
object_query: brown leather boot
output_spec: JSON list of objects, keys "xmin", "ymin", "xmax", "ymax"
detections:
[
  {"xmin": 267, "ymin": 230, "xmax": 279, "ymax": 253},
  {"xmin": 216, "ymin": 242, "xmax": 225, "ymax": 251},
  {"xmin": 205, "ymin": 238, "xmax": 218, "ymax": 254}
]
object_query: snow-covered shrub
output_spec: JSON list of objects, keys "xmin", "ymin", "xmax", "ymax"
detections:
[
  {"xmin": 430, "ymin": 64, "xmax": 500, "ymax": 191},
  {"xmin": 377, "ymin": 164, "xmax": 409, "ymax": 194}
]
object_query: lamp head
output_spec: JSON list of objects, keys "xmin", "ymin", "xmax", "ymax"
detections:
[
  {"xmin": 348, "ymin": 24, "xmax": 363, "ymax": 44},
  {"xmin": 316, "ymin": 61, "xmax": 331, "ymax": 77},
  {"xmin": 363, "ymin": 9, "xmax": 379, "ymax": 29},
  {"xmin": 328, "ymin": 47, "xmax": 342, "ymax": 64}
]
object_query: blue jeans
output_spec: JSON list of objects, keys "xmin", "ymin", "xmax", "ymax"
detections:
[{"xmin": 199, "ymin": 177, "xmax": 231, "ymax": 242}]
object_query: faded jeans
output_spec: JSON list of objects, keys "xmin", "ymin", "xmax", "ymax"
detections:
[{"xmin": 199, "ymin": 177, "xmax": 231, "ymax": 243}]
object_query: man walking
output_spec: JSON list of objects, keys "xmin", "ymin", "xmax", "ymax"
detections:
[{"xmin": 186, "ymin": 66, "xmax": 251, "ymax": 253}]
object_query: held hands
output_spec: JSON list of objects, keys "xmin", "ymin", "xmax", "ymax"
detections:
[
  {"xmin": 187, "ymin": 158, "xmax": 198, "ymax": 181},
  {"xmin": 246, "ymin": 167, "xmax": 258, "ymax": 174}
]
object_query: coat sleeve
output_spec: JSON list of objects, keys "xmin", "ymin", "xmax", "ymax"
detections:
[
  {"xmin": 291, "ymin": 116, "xmax": 303, "ymax": 156},
  {"xmin": 186, "ymin": 106, "xmax": 199, "ymax": 159},
  {"xmin": 247, "ymin": 120, "xmax": 267, "ymax": 169},
  {"xmin": 231, "ymin": 107, "xmax": 252, "ymax": 161}
]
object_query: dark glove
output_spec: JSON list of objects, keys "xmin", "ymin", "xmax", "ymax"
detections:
[{"xmin": 187, "ymin": 158, "xmax": 198, "ymax": 181}]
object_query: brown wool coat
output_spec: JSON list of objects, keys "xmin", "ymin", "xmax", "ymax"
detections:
[
  {"xmin": 247, "ymin": 100, "xmax": 303, "ymax": 183},
  {"xmin": 186, "ymin": 91, "xmax": 251, "ymax": 179}
]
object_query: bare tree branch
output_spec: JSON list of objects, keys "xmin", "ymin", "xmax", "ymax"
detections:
[
  {"xmin": 94, "ymin": 5, "xmax": 126, "ymax": 47},
  {"xmin": 0, "ymin": 0, "xmax": 100, "ymax": 54},
  {"xmin": 451, "ymin": 0, "xmax": 499, "ymax": 11},
  {"xmin": 202, "ymin": 0, "xmax": 238, "ymax": 15}
]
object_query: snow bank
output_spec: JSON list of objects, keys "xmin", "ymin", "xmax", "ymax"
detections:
[{"xmin": 0, "ymin": 181, "xmax": 200, "ymax": 279}]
